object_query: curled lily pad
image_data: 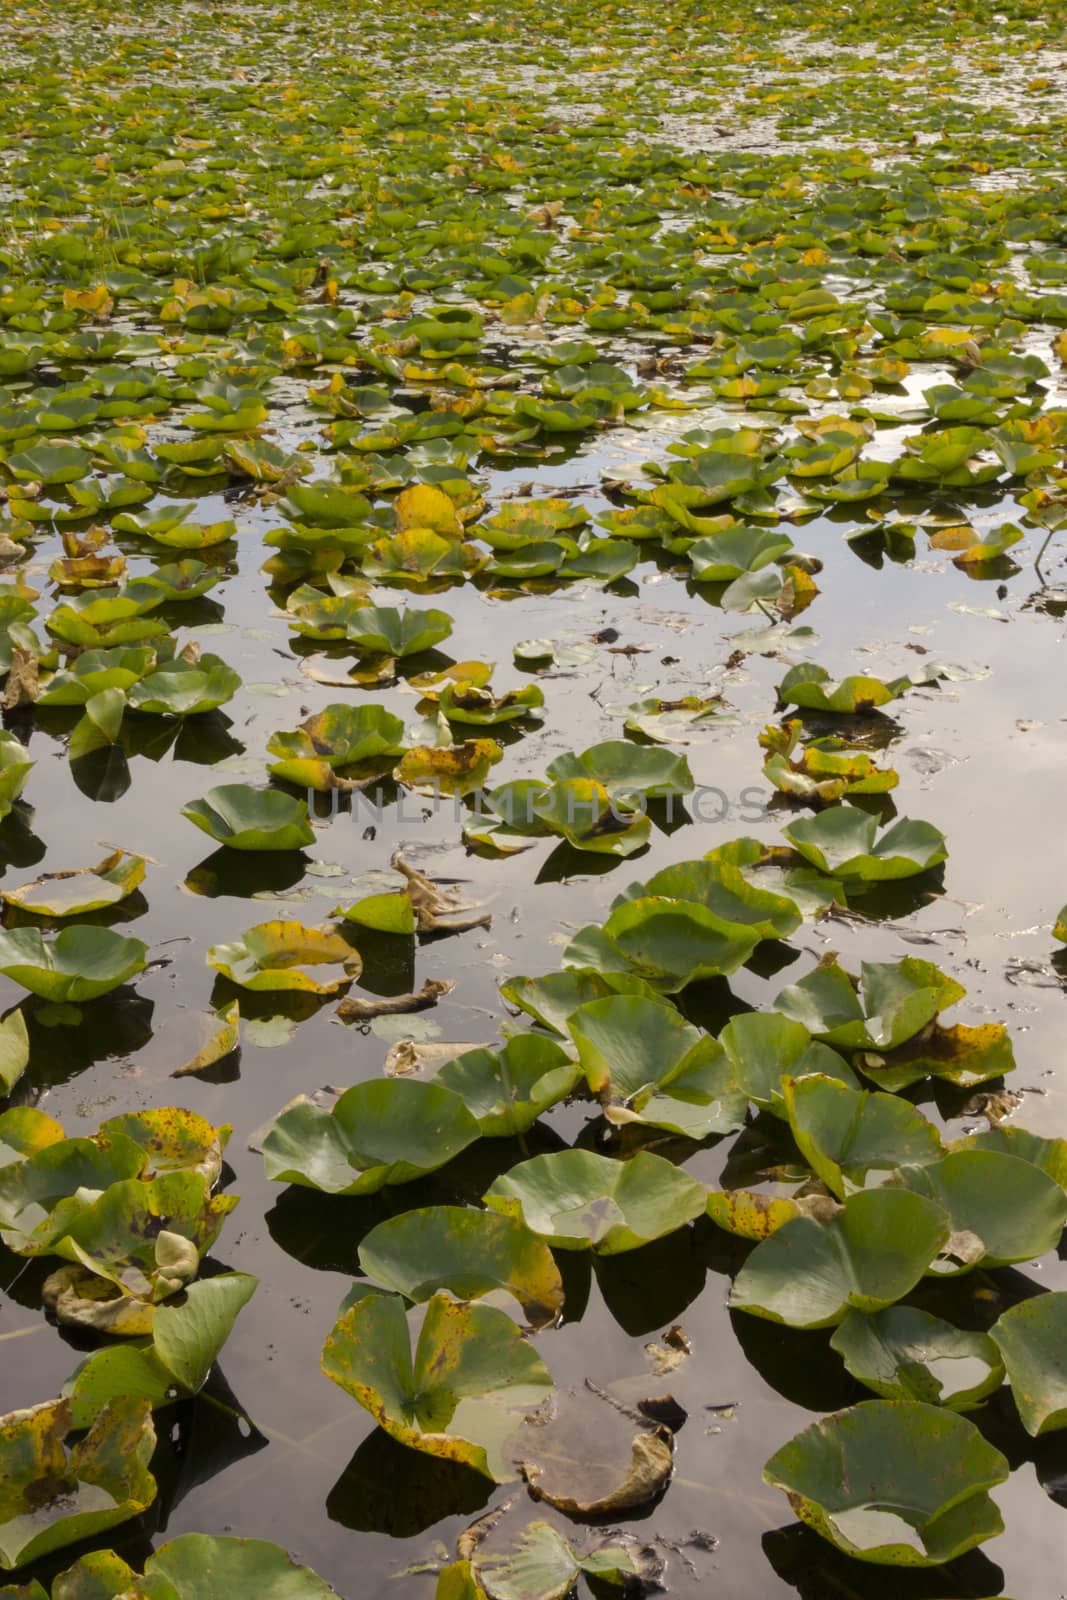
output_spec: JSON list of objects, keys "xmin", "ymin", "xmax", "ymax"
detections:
[
  {"xmin": 720, "ymin": 1012, "xmax": 859, "ymax": 1116},
  {"xmin": 49, "ymin": 1170, "xmax": 237, "ymax": 1304},
  {"xmin": 613, "ymin": 857, "xmax": 802, "ymax": 942},
  {"xmin": 761, "ymin": 721, "xmax": 898, "ymax": 802},
  {"xmin": 990, "ymin": 1292, "xmax": 1067, "ymax": 1437},
  {"xmin": 435, "ymin": 1036, "xmax": 580, "ymax": 1136},
  {"xmin": 892, "ymin": 1150, "xmax": 1067, "ymax": 1274},
  {"xmin": 764, "ymin": 1401, "xmax": 1008, "ymax": 1566},
  {"xmin": 434, "ymin": 682, "xmax": 545, "ymax": 727},
  {"xmin": 321, "ymin": 1290, "xmax": 552, "ymax": 1480},
  {"xmin": 262, "ymin": 1078, "xmax": 479, "ymax": 1194},
  {"xmin": 208, "ymin": 921, "xmax": 360, "ymax": 993},
  {"xmin": 567, "ymin": 995, "xmax": 746, "ymax": 1139},
  {"xmin": 470, "ymin": 1522, "xmax": 645, "ymax": 1600},
  {"xmin": 783, "ymin": 1074, "xmax": 943, "ymax": 1199},
  {"xmin": 267, "ymin": 704, "xmax": 407, "ymax": 790},
  {"xmin": 483, "ymin": 1149, "xmax": 706, "ymax": 1254},
  {"xmin": 730, "ymin": 1188, "xmax": 952, "ymax": 1329},
  {"xmin": 0, "ymin": 732, "xmax": 33, "ymax": 820},
  {"xmin": 830, "ymin": 1308, "xmax": 1005, "ymax": 1411},
  {"xmin": 63, "ymin": 1271, "xmax": 259, "ymax": 1425},
  {"xmin": 182, "ymin": 784, "xmax": 315, "ymax": 851},
  {"xmin": 0, "ymin": 926, "xmax": 146, "ymax": 1002},
  {"xmin": 0, "ymin": 1397, "xmax": 156, "ymax": 1571},
  {"xmin": 778, "ymin": 662, "xmax": 912, "ymax": 714},
  {"xmin": 564, "ymin": 896, "xmax": 762, "ymax": 993},
  {"xmin": 783, "ymin": 808, "xmax": 947, "ymax": 882},
  {"xmin": 358, "ymin": 1207, "xmax": 564, "ymax": 1326},
  {"xmin": 36, "ymin": 645, "xmax": 157, "ymax": 705},
  {"xmin": 332, "ymin": 890, "xmax": 416, "ymax": 935},
  {"xmin": 126, "ymin": 654, "xmax": 241, "ymax": 716},
  {"xmin": 0, "ymin": 851, "xmax": 145, "ymax": 918}
]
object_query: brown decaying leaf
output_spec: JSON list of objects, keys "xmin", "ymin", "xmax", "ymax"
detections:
[
  {"xmin": 383, "ymin": 1037, "xmax": 490, "ymax": 1076},
  {"xmin": 2, "ymin": 645, "xmax": 39, "ymax": 708},
  {"xmin": 510, "ymin": 1383, "xmax": 675, "ymax": 1517},
  {"xmin": 392, "ymin": 851, "xmax": 491, "ymax": 933},
  {"xmin": 335, "ymin": 977, "xmax": 454, "ymax": 1022}
]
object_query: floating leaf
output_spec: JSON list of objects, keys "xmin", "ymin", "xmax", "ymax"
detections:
[
  {"xmin": 567, "ymin": 995, "xmax": 746, "ymax": 1139},
  {"xmin": 436, "ymin": 1036, "xmax": 580, "ymax": 1137},
  {"xmin": 783, "ymin": 1074, "xmax": 943, "ymax": 1199},
  {"xmin": 783, "ymin": 808, "xmax": 947, "ymax": 882},
  {"xmin": 720, "ymin": 1011, "xmax": 859, "ymax": 1116},
  {"xmin": 892, "ymin": 1150, "xmax": 1067, "ymax": 1274},
  {"xmin": 0, "ymin": 1011, "xmax": 29, "ymax": 1096},
  {"xmin": 346, "ymin": 604, "xmax": 453, "ymax": 657},
  {"xmin": 730, "ymin": 1188, "xmax": 952, "ymax": 1329},
  {"xmin": 0, "ymin": 1397, "xmax": 156, "ymax": 1570},
  {"xmin": 263, "ymin": 1078, "xmax": 479, "ymax": 1194},
  {"xmin": 321, "ymin": 1290, "xmax": 552, "ymax": 1480},
  {"xmin": 359, "ymin": 1207, "xmax": 563, "ymax": 1326},
  {"xmin": 0, "ymin": 851, "xmax": 145, "ymax": 918},
  {"xmin": 208, "ymin": 921, "xmax": 360, "ymax": 993},
  {"xmin": 172, "ymin": 1000, "xmax": 240, "ymax": 1077},
  {"xmin": 0, "ymin": 926, "xmax": 146, "ymax": 1002},
  {"xmin": 484, "ymin": 1150, "xmax": 706, "ymax": 1254},
  {"xmin": 778, "ymin": 662, "xmax": 912, "ymax": 715},
  {"xmin": 267, "ymin": 704, "xmax": 407, "ymax": 790},
  {"xmin": 182, "ymin": 784, "xmax": 315, "ymax": 851},
  {"xmin": 990, "ymin": 1292, "xmax": 1067, "ymax": 1437},
  {"xmin": 830, "ymin": 1307, "xmax": 1004, "ymax": 1410},
  {"xmin": 764, "ymin": 1401, "xmax": 1008, "ymax": 1565}
]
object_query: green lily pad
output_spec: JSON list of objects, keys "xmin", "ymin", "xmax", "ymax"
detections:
[
  {"xmin": 0, "ymin": 926, "xmax": 147, "ymax": 1002},
  {"xmin": 35, "ymin": 1534, "xmax": 341, "ymax": 1599},
  {"xmin": 546, "ymin": 741, "xmax": 693, "ymax": 802},
  {"xmin": 358, "ymin": 1207, "xmax": 563, "ymax": 1326},
  {"xmin": 720, "ymin": 1011, "xmax": 859, "ymax": 1116},
  {"xmin": 730, "ymin": 1188, "xmax": 952, "ymax": 1329},
  {"xmin": 892, "ymin": 1150, "xmax": 1067, "ymax": 1274},
  {"xmin": 763, "ymin": 1400, "xmax": 1008, "ymax": 1565},
  {"xmin": 498, "ymin": 970, "xmax": 659, "ymax": 1037},
  {"xmin": 182, "ymin": 784, "xmax": 315, "ymax": 851},
  {"xmin": 830, "ymin": 1307, "xmax": 1005, "ymax": 1410},
  {"xmin": 0, "ymin": 1012, "xmax": 29, "ymax": 1097},
  {"xmin": 0, "ymin": 1397, "xmax": 156, "ymax": 1571},
  {"xmin": 783, "ymin": 808, "xmax": 947, "ymax": 881},
  {"xmin": 777, "ymin": 662, "xmax": 913, "ymax": 714},
  {"xmin": 345, "ymin": 604, "xmax": 453, "ymax": 657},
  {"xmin": 783, "ymin": 1074, "xmax": 943, "ymax": 1199},
  {"xmin": 567, "ymin": 994, "xmax": 747, "ymax": 1139},
  {"xmin": 262, "ymin": 1078, "xmax": 480, "ymax": 1194},
  {"xmin": 0, "ymin": 733, "xmax": 33, "ymax": 821},
  {"xmin": 127, "ymin": 653, "xmax": 241, "ymax": 716},
  {"xmin": 564, "ymin": 895, "xmax": 763, "ymax": 993},
  {"xmin": 483, "ymin": 1149, "xmax": 706, "ymax": 1254},
  {"xmin": 990, "ymin": 1292, "xmax": 1067, "ymax": 1437},
  {"xmin": 321, "ymin": 1290, "xmax": 552, "ymax": 1480},
  {"xmin": 774, "ymin": 957, "xmax": 963, "ymax": 1052},
  {"xmin": 64, "ymin": 1271, "xmax": 259, "ymax": 1426},
  {"xmin": 435, "ymin": 1035, "xmax": 581, "ymax": 1136}
]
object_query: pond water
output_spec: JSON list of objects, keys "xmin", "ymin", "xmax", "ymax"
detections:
[{"xmin": 3, "ymin": 1, "xmax": 1067, "ymax": 1596}]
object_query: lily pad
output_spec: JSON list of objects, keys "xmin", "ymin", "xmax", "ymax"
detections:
[
  {"xmin": 0, "ymin": 1397, "xmax": 156, "ymax": 1571},
  {"xmin": 182, "ymin": 784, "xmax": 315, "ymax": 851},
  {"xmin": 892, "ymin": 1150, "xmax": 1067, "ymax": 1274},
  {"xmin": 783, "ymin": 1074, "xmax": 943, "ymax": 1199},
  {"xmin": 483, "ymin": 1149, "xmax": 706, "ymax": 1254},
  {"xmin": 435, "ymin": 1036, "xmax": 581, "ymax": 1137},
  {"xmin": 0, "ymin": 852, "xmax": 146, "ymax": 918},
  {"xmin": 830, "ymin": 1307, "xmax": 1005, "ymax": 1410},
  {"xmin": 564, "ymin": 895, "xmax": 763, "ymax": 992},
  {"xmin": 267, "ymin": 704, "xmax": 407, "ymax": 790},
  {"xmin": 358, "ymin": 1207, "xmax": 564, "ymax": 1326},
  {"xmin": 730, "ymin": 1187, "xmax": 952, "ymax": 1329},
  {"xmin": 783, "ymin": 808, "xmax": 947, "ymax": 882},
  {"xmin": 567, "ymin": 994, "xmax": 746, "ymax": 1139},
  {"xmin": 262, "ymin": 1078, "xmax": 479, "ymax": 1194},
  {"xmin": 990, "ymin": 1292, "xmax": 1067, "ymax": 1437},
  {"xmin": 764, "ymin": 1400, "xmax": 1008, "ymax": 1565},
  {"xmin": 321, "ymin": 1290, "xmax": 552, "ymax": 1480},
  {"xmin": 34, "ymin": 1534, "xmax": 341, "ymax": 1599},
  {"xmin": 720, "ymin": 1012, "xmax": 859, "ymax": 1116},
  {"xmin": 207, "ymin": 921, "xmax": 360, "ymax": 993},
  {"xmin": 345, "ymin": 604, "xmax": 453, "ymax": 657},
  {"xmin": 0, "ymin": 926, "xmax": 146, "ymax": 1002}
]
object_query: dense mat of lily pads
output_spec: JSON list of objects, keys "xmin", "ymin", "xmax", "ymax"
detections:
[{"xmin": 3, "ymin": 0, "xmax": 1067, "ymax": 1594}]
